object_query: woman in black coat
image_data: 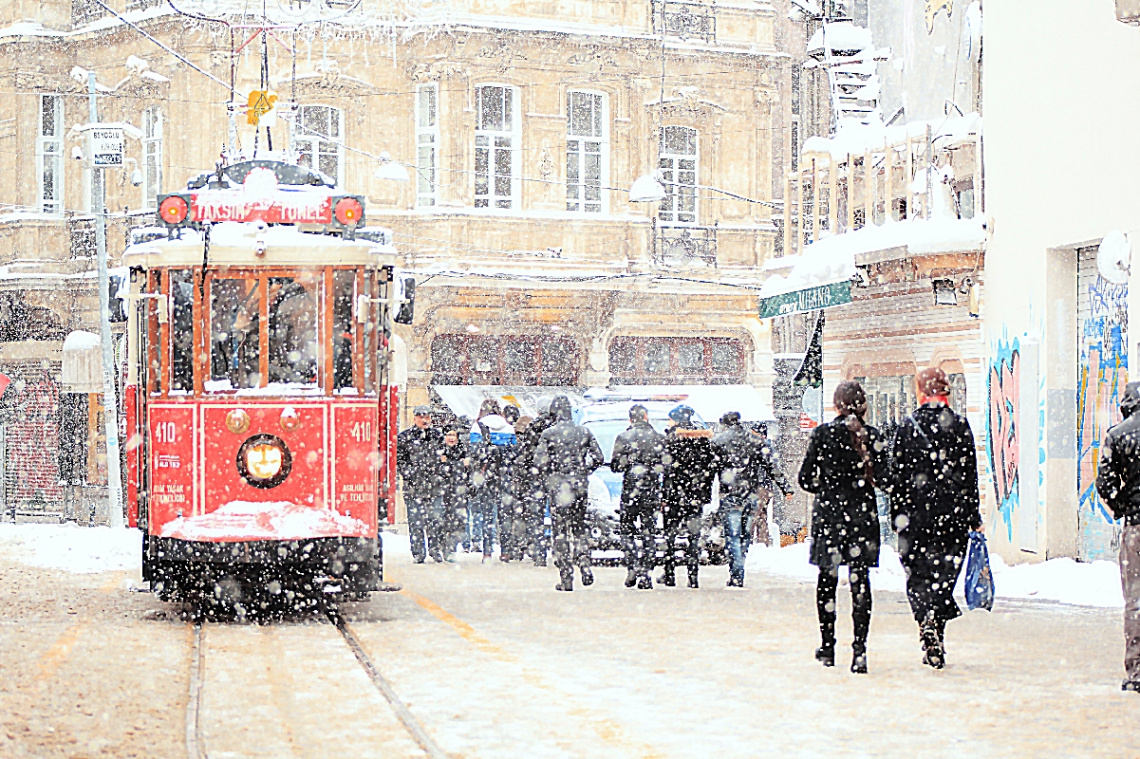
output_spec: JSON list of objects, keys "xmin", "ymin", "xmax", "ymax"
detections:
[
  {"xmin": 891, "ymin": 367, "xmax": 983, "ymax": 669},
  {"xmin": 798, "ymin": 381, "xmax": 888, "ymax": 674},
  {"xmin": 660, "ymin": 405, "xmax": 716, "ymax": 588}
]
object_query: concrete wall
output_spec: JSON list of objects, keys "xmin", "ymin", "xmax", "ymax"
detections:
[{"xmin": 983, "ymin": 0, "xmax": 1140, "ymax": 562}]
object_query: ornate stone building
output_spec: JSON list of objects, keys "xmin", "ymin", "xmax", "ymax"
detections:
[{"xmin": 0, "ymin": 0, "xmax": 793, "ymax": 513}]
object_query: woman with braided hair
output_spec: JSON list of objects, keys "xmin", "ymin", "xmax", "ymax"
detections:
[{"xmin": 798, "ymin": 380, "xmax": 889, "ymax": 674}]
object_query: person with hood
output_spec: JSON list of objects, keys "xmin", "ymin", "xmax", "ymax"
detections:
[
  {"xmin": 891, "ymin": 367, "xmax": 983, "ymax": 670},
  {"xmin": 469, "ymin": 399, "xmax": 519, "ymax": 560},
  {"xmin": 498, "ymin": 404, "xmax": 527, "ymax": 562},
  {"xmin": 396, "ymin": 405, "xmax": 446, "ymax": 563},
  {"xmin": 516, "ymin": 398, "xmax": 557, "ymax": 566},
  {"xmin": 660, "ymin": 404, "xmax": 716, "ymax": 589},
  {"xmin": 437, "ymin": 419, "xmax": 474, "ymax": 560},
  {"xmin": 1096, "ymin": 381, "xmax": 1140, "ymax": 693},
  {"xmin": 533, "ymin": 395, "xmax": 605, "ymax": 591},
  {"xmin": 712, "ymin": 411, "xmax": 793, "ymax": 587},
  {"xmin": 610, "ymin": 404, "xmax": 666, "ymax": 590},
  {"xmin": 799, "ymin": 381, "xmax": 888, "ymax": 674}
]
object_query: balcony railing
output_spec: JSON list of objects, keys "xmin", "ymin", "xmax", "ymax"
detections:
[
  {"xmin": 653, "ymin": 222, "xmax": 717, "ymax": 267},
  {"xmin": 650, "ymin": 0, "xmax": 717, "ymax": 43}
]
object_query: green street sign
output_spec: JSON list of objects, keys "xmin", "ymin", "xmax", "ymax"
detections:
[{"xmin": 758, "ymin": 279, "xmax": 853, "ymax": 319}]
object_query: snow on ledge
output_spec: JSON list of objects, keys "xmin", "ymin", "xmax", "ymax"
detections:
[{"xmin": 159, "ymin": 500, "xmax": 370, "ymax": 542}]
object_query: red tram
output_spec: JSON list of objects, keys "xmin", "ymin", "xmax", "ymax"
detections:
[{"xmin": 122, "ymin": 160, "xmax": 403, "ymax": 608}]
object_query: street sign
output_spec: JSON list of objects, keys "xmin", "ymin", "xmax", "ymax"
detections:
[
  {"xmin": 247, "ymin": 90, "xmax": 279, "ymax": 126},
  {"xmin": 758, "ymin": 279, "xmax": 852, "ymax": 319},
  {"xmin": 90, "ymin": 128, "xmax": 124, "ymax": 167}
]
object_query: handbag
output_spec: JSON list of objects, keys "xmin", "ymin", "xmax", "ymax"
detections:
[{"xmin": 964, "ymin": 530, "xmax": 995, "ymax": 611}]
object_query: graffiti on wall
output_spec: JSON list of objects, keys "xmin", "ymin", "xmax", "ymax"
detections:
[
  {"xmin": 1077, "ymin": 275, "xmax": 1127, "ymax": 559},
  {"xmin": 987, "ymin": 341, "xmax": 1020, "ymax": 538},
  {"xmin": 925, "ymin": 0, "xmax": 953, "ymax": 32}
]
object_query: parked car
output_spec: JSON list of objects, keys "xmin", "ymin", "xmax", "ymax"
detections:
[{"xmin": 574, "ymin": 397, "xmax": 727, "ymax": 565}]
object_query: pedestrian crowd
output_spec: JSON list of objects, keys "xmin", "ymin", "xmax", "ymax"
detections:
[{"xmin": 398, "ymin": 366, "xmax": 1140, "ymax": 685}]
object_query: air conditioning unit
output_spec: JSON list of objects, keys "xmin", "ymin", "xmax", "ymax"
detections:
[{"xmin": 1118, "ymin": 0, "xmax": 1140, "ymax": 24}]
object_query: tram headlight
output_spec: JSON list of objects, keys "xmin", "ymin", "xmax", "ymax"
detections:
[
  {"xmin": 236, "ymin": 434, "xmax": 292, "ymax": 489},
  {"xmin": 334, "ymin": 197, "xmax": 363, "ymax": 226}
]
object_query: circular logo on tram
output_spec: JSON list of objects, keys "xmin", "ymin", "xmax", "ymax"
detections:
[{"xmin": 236, "ymin": 434, "xmax": 293, "ymax": 489}]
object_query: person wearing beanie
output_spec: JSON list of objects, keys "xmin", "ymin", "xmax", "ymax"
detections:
[
  {"xmin": 891, "ymin": 366, "xmax": 983, "ymax": 670},
  {"xmin": 610, "ymin": 404, "xmax": 666, "ymax": 590},
  {"xmin": 1096, "ymin": 381, "xmax": 1140, "ymax": 693},
  {"xmin": 661, "ymin": 405, "xmax": 715, "ymax": 588}
]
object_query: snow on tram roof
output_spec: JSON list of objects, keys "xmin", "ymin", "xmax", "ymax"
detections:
[{"xmin": 122, "ymin": 221, "xmax": 397, "ymax": 267}]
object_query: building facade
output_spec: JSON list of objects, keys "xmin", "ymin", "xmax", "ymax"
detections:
[{"xmin": 0, "ymin": 0, "xmax": 794, "ymax": 516}]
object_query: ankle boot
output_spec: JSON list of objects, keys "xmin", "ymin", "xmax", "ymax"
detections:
[
  {"xmin": 687, "ymin": 566, "xmax": 699, "ymax": 589},
  {"xmin": 851, "ymin": 641, "xmax": 867, "ymax": 674},
  {"xmin": 815, "ymin": 644, "xmax": 835, "ymax": 667},
  {"xmin": 555, "ymin": 569, "xmax": 573, "ymax": 592},
  {"xmin": 659, "ymin": 567, "xmax": 676, "ymax": 587}
]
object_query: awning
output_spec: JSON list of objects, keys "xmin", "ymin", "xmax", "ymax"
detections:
[
  {"xmin": 61, "ymin": 330, "xmax": 101, "ymax": 392},
  {"xmin": 430, "ymin": 386, "xmax": 589, "ymax": 421}
]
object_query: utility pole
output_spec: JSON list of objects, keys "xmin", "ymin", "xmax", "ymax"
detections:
[{"xmin": 88, "ymin": 71, "xmax": 124, "ymax": 529}]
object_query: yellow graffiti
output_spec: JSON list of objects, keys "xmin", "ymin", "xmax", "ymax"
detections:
[{"xmin": 925, "ymin": 0, "xmax": 953, "ymax": 33}]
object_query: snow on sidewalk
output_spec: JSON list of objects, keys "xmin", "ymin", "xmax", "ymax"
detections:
[
  {"xmin": 0, "ymin": 523, "xmax": 140, "ymax": 574},
  {"xmin": 745, "ymin": 541, "xmax": 1125, "ymax": 608}
]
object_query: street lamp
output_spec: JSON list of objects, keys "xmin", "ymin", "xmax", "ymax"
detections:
[
  {"xmin": 374, "ymin": 151, "xmax": 410, "ymax": 182},
  {"xmin": 629, "ymin": 171, "xmax": 667, "ymax": 203}
]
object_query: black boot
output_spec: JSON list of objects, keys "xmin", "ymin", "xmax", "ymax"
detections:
[
  {"xmin": 659, "ymin": 566, "xmax": 676, "ymax": 587},
  {"xmin": 580, "ymin": 567, "xmax": 594, "ymax": 586},
  {"xmin": 688, "ymin": 566, "xmax": 699, "ymax": 589},
  {"xmin": 851, "ymin": 641, "xmax": 867, "ymax": 674},
  {"xmin": 636, "ymin": 575, "xmax": 653, "ymax": 590},
  {"xmin": 555, "ymin": 569, "xmax": 573, "ymax": 592},
  {"xmin": 921, "ymin": 619, "xmax": 944, "ymax": 669},
  {"xmin": 625, "ymin": 568, "xmax": 637, "ymax": 588},
  {"xmin": 815, "ymin": 644, "xmax": 835, "ymax": 667}
]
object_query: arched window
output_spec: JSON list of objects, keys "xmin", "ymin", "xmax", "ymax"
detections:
[{"xmin": 431, "ymin": 335, "xmax": 580, "ymax": 385}]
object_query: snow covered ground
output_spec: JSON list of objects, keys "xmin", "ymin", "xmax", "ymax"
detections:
[
  {"xmin": 745, "ymin": 541, "xmax": 1126, "ymax": 608},
  {"xmin": 0, "ymin": 523, "xmax": 139, "ymax": 574}
]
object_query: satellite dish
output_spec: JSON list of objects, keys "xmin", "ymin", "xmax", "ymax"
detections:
[{"xmin": 1097, "ymin": 230, "xmax": 1131, "ymax": 284}]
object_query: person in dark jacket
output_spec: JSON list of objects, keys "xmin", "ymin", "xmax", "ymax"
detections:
[
  {"xmin": 516, "ymin": 400, "xmax": 556, "ymax": 566},
  {"xmin": 610, "ymin": 405, "xmax": 666, "ymax": 590},
  {"xmin": 396, "ymin": 405, "xmax": 446, "ymax": 563},
  {"xmin": 468, "ymin": 399, "xmax": 518, "ymax": 560},
  {"xmin": 437, "ymin": 422, "xmax": 473, "ymax": 561},
  {"xmin": 1095, "ymin": 381, "xmax": 1140, "ymax": 693},
  {"xmin": 891, "ymin": 367, "xmax": 983, "ymax": 670},
  {"xmin": 533, "ymin": 395, "xmax": 605, "ymax": 591},
  {"xmin": 713, "ymin": 412, "xmax": 793, "ymax": 587},
  {"xmin": 661, "ymin": 404, "xmax": 716, "ymax": 588},
  {"xmin": 799, "ymin": 381, "xmax": 888, "ymax": 674}
]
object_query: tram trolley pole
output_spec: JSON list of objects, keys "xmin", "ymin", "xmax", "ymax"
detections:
[{"xmin": 87, "ymin": 71, "xmax": 124, "ymax": 529}]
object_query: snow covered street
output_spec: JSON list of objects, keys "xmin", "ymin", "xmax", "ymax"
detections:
[{"xmin": 0, "ymin": 525, "xmax": 1136, "ymax": 758}]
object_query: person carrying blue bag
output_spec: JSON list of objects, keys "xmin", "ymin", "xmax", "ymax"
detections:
[{"xmin": 890, "ymin": 367, "xmax": 984, "ymax": 670}]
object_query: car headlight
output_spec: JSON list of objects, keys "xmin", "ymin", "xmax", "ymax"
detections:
[{"xmin": 236, "ymin": 434, "xmax": 292, "ymax": 488}]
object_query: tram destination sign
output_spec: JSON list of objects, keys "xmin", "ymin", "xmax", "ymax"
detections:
[
  {"xmin": 189, "ymin": 189, "xmax": 335, "ymax": 225},
  {"xmin": 757, "ymin": 279, "xmax": 853, "ymax": 319}
]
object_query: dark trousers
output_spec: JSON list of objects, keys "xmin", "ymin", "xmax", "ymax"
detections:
[
  {"xmin": 407, "ymin": 491, "xmax": 445, "ymax": 562},
  {"xmin": 816, "ymin": 565, "xmax": 872, "ymax": 648},
  {"xmin": 469, "ymin": 484, "xmax": 500, "ymax": 556},
  {"xmin": 498, "ymin": 488, "xmax": 527, "ymax": 560},
  {"xmin": 901, "ymin": 541, "xmax": 966, "ymax": 625},
  {"xmin": 525, "ymin": 490, "xmax": 549, "ymax": 564},
  {"xmin": 620, "ymin": 486, "xmax": 658, "ymax": 578},
  {"xmin": 550, "ymin": 479, "xmax": 590, "ymax": 574},
  {"xmin": 662, "ymin": 505, "xmax": 701, "ymax": 574}
]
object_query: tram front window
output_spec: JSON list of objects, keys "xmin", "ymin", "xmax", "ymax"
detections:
[
  {"xmin": 170, "ymin": 270, "xmax": 194, "ymax": 392},
  {"xmin": 210, "ymin": 278, "xmax": 261, "ymax": 390},
  {"xmin": 268, "ymin": 276, "xmax": 318, "ymax": 386},
  {"xmin": 333, "ymin": 270, "xmax": 355, "ymax": 391}
]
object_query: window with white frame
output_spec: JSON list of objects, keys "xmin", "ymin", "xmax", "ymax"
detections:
[
  {"xmin": 37, "ymin": 95, "xmax": 63, "ymax": 215},
  {"xmin": 416, "ymin": 84, "xmax": 439, "ymax": 207},
  {"xmin": 658, "ymin": 126, "xmax": 698, "ymax": 224},
  {"xmin": 566, "ymin": 91, "xmax": 606, "ymax": 214},
  {"xmin": 142, "ymin": 106, "xmax": 162, "ymax": 210},
  {"xmin": 294, "ymin": 105, "xmax": 343, "ymax": 186},
  {"xmin": 474, "ymin": 85, "xmax": 516, "ymax": 210}
]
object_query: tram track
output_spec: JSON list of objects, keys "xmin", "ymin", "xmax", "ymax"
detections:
[{"xmin": 184, "ymin": 609, "xmax": 448, "ymax": 759}]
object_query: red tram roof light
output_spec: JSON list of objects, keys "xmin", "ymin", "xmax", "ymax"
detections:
[
  {"xmin": 158, "ymin": 194, "xmax": 189, "ymax": 226},
  {"xmin": 334, "ymin": 197, "xmax": 363, "ymax": 226}
]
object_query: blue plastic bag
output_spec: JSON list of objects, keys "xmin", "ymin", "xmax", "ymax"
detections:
[{"xmin": 964, "ymin": 530, "xmax": 995, "ymax": 611}]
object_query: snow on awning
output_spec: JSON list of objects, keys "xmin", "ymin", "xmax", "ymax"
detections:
[
  {"xmin": 585, "ymin": 385, "xmax": 776, "ymax": 424},
  {"xmin": 62, "ymin": 330, "xmax": 101, "ymax": 392},
  {"xmin": 431, "ymin": 386, "xmax": 589, "ymax": 421}
]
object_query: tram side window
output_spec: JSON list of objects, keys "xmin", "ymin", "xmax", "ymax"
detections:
[
  {"xmin": 268, "ymin": 276, "xmax": 318, "ymax": 386},
  {"xmin": 210, "ymin": 278, "xmax": 261, "ymax": 390},
  {"xmin": 333, "ymin": 270, "xmax": 355, "ymax": 391},
  {"xmin": 170, "ymin": 270, "xmax": 194, "ymax": 392}
]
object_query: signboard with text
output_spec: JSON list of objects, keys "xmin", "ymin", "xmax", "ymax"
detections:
[
  {"xmin": 757, "ymin": 280, "xmax": 853, "ymax": 319},
  {"xmin": 90, "ymin": 128, "xmax": 124, "ymax": 167}
]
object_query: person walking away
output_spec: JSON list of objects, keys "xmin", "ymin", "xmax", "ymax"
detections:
[
  {"xmin": 438, "ymin": 422, "xmax": 473, "ymax": 561},
  {"xmin": 533, "ymin": 395, "xmax": 605, "ymax": 591},
  {"xmin": 469, "ymin": 399, "xmax": 518, "ymax": 561},
  {"xmin": 713, "ymin": 412, "xmax": 793, "ymax": 587},
  {"xmin": 661, "ymin": 405, "xmax": 716, "ymax": 588},
  {"xmin": 610, "ymin": 405, "xmax": 666, "ymax": 590},
  {"xmin": 516, "ymin": 399, "xmax": 556, "ymax": 566},
  {"xmin": 396, "ymin": 406, "xmax": 446, "ymax": 563},
  {"xmin": 798, "ymin": 381, "xmax": 888, "ymax": 674},
  {"xmin": 1095, "ymin": 381, "xmax": 1140, "ymax": 693},
  {"xmin": 748, "ymin": 423, "xmax": 786, "ymax": 547},
  {"xmin": 498, "ymin": 404, "xmax": 526, "ymax": 561},
  {"xmin": 891, "ymin": 367, "xmax": 983, "ymax": 670}
]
